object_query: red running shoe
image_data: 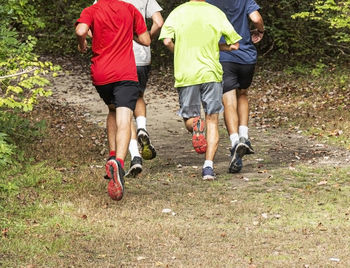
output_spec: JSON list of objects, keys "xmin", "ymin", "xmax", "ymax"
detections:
[
  {"xmin": 192, "ymin": 116, "xmax": 207, "ymax": 154},
  {"xmin": 105, "ymin": 157, "xmax": 125, "ymax": 201}
]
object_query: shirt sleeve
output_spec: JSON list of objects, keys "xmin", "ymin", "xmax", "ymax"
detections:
[
  {"xmin": 220, "ymin": 12, "xmax": 242, "ymax": 44},
  {"xmin": 133, "ymin": 6, "xmax": 148, "ymax": 35},
  {"xmin": 75, "ymin": 7, "xmax": 93, "ymax": 27},
  {"xmin": 158, "ymin": 11, "xmax": 175, "ymax": 40},
  {"xmin": 247, "ymin": 0, "xmax": 260, "ymax": 15},
  {"xmin": 145, "ymin": 0, "xmax": 163, "ymax": 19}
]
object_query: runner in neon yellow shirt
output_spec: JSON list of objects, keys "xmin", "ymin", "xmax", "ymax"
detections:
[{"xmin": 159, "ymin": 0, "xmax": 241, "ymax": 180}]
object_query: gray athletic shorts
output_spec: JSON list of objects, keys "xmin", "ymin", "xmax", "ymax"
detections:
[{"xmin": 177, "ymin": 82, "xmax": 223, "ymax": 118}]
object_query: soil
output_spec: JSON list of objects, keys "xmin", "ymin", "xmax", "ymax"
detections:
[{"xmin": 48, "ymin": 58, "xmax": 350, "ymax": 178}]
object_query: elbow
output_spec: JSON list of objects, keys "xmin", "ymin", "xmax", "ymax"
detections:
[
  {"xmin": 250, "ymin": 11, "xmax": 263, "ymax": 25},
  {"xmin": 157, "ymin": 19, "xmax": 164, "ymax": 29},
  {"xmin": 163, "ymin": 38, "xmax": 172, "ymax": 47},
  {"xmin": 143, "ymin": 35, "xmax": 151, "ymax": 46},
  {"xmin": 76, "ymin": 27, "xmax": 86, "ymax": 37}
]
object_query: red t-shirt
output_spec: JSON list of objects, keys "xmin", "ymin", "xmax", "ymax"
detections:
[{"xmin": 76, "ymin": 0, "xmax": 147, "ymax": 85}]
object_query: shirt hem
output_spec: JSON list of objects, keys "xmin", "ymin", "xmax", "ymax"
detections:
[
  {"xmin": 174, "ymin": 79, "xmax": 222, "ymax": 88},
  {"xmin": 93, "ymin": 78, "xmax": 138, "ymax": 86}
]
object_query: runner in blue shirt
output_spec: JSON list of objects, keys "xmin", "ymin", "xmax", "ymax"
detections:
[{"xmin": 207, "ymin": 0, "xmax": 264, "ymax": 173}]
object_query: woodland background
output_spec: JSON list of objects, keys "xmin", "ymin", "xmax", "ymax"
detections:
[{"xmin": 1, "ymin": 1, "xmax": 350, "ymax": 266}]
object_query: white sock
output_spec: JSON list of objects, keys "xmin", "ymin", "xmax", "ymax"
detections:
[
  {"xmin": 136, "ymin": 116, "xmax": 146, "ymax": 130},
  {"xmin": 230, "ymin": 133, "xmax": 239, "ymax": 147},
  {"xmin": 128, "ymin": 139, "xmax": 140, "ymax": 159},
  {"xmin": 239, "ymin": 126, "xmax": 248, "ymax": 139},
  {"xmin": 203, "ymin": 160, "xmax": 213, "ymax": 169}
]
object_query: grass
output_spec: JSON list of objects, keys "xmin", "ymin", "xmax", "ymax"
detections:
[{"xmin": 2, "ymin": 155, "xmax": 349, "ymax": 266}]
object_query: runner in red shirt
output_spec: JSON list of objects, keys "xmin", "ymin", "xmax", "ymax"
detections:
[{"xmin": 75, "ymin": 0, "xmax": 151, "ymax": 201}]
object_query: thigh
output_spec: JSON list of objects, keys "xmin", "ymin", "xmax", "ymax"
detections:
[
  {"xmin": 237, "ymin": 64, "xmax": 255, "ymax": 89},
  {"xmin": 177, "ymin": 85, "xmax": 201, "ymax": 119},
  {"xmin": 136, "ymin": 65, "xmax": 151, "ymax": 93},
  {"xmin": 113, "ymin": 81, "xmax": 141, "ymax": 111},
  {"xmin": 200, "ymin": 82, "xmax": 223, "ymax": 115},
  {"xmin": 221, "ymin": 61, "xmax": 240, "ymax": 94},
  {"xmin": 95, "ymin": 83, "xmax": 115, "ymax": 106}
]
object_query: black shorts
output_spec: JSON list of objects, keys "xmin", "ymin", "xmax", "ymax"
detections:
[
  {"xmin": 221, "ymin": 62, "xmax": 255, "ymax": 94},
  {"xmin": 95, "ymin": 80, "xmax": 140, "ymax": 110},
  {"xmin": 137, "ymin": 65, "xmax": 151, "ymax": 92}
]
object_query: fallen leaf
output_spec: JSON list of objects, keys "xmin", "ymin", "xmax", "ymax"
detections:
[
  {"xmin": 253, "ymin": 220, "xmax": 259, "ymax": 226},
  {"xmin": 317, "ymin": 180, "xmax": 328, "ymax": 186},
  {"xmin": 2, "ymin": 228, "xmax": 9, "ymax": 238},
  {"xmin": 162, "ymin": 208, "xmax": 172, "ymax": 214}
]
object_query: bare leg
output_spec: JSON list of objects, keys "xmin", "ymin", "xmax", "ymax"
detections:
[
  {"xmin": 130, "ymin": 120, "xmax": 137, "ymax": 141},
  {"xmin": 130, "ymin": 94, "xmax": 145, "ymax": 142},
  {"xmin": 107, "ymin": 105, "xmax": 133, "ymax": 160},
  {"xmin": 237, "ymin": 89, "xmax": 249, "ymax": 127},
  {"xmin": 107, "ymin": 105, "xmax": 117, "ymax": 152},
  {"xmin": 184, "ymin": 117, "xmax": 194, "ymax": 132},
  {"xmin": 115, "ymin": 107, "xmax": 133, "ymax": 161},
  {"xmin": 204, "ymin": 113, "xmax": 219, "ymax": 161},
  {"xmin": 134, "ymin": 94, "xmax": 146, "ymax": 118},
  {"xmin": 105, "ymin": 106, "xmax": 132, "ymax": 201},
  {"xmin": 222, "ymin": 90, "xmax": 239, "ymax": 135}
]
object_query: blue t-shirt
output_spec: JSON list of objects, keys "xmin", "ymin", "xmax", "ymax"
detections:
[{"xmin": 206, "ymin": 0, "xmax": 260, "ymax": 64}]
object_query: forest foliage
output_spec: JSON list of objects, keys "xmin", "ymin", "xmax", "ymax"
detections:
[{"xmin": 31, "ymin": 0, "xmax": 350, "ymax": 66}]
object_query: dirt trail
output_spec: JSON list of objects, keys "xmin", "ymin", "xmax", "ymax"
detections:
[{"xmin": 50, "ymin": 60, "xmax": 350, "ymax": 179}]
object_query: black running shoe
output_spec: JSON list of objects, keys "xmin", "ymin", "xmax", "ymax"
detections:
[
  {"xmin": 229, "ymin": 143, "xmax": 245, "ymax": 173},
  {"xmin": 137, "ymin": 128, "xmax": 156, "ymax": 160},
  {"xmin": 239, "ymin": 137, "xmax": 255, "ymax": 155},
  {"xmin": 125, "ymin": 156, "xmax": 143, "ymax": 178}
]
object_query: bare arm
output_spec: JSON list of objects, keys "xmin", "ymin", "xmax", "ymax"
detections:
[
  {"xmin": 219, "ymin": 42, "xmax": 239, "ymax": 51},
  {"xmin": 249, "ymin": 10, "xmax": 264, "ymax": 44},
  {"xmin": 163, "ymin": 38, "xmax": 174, "ymax": 53},
  {"xmin": 75, "ymin": 23, "xmax": 90, "ymax": 53},
  {"xmin": 149, "ymin": 11, "xmax": 164, "ymax": 40},
  {"xmin": 134, "ymin": 31, "xmax": 151, "ymax": 46}
]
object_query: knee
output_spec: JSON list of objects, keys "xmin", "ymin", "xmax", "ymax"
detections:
[
  {"xmin": 108, "ymin": 104, "xmax": 116, "ymax": 113},
  {"xmin": 206, "ymin": 113, "xmax": 219, "ymax": 123},
  {"xmin": 237, "ymin": 89, "xmax": 248, "ymax": 97}
]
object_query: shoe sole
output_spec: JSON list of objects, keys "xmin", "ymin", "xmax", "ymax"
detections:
[
  {"xmin": 245, "ymin": 143, "xmax": 255, "ymax": 155},
  {"xmin": 125, "ymin": 163, "xmax": 142, "ymax": 178},
  {"xmin": 192, "ymin": 117, "xmax": 207, "ymax": 154},
  {"xmin": 202, "ymin": 174, "xmax": 216, "ymax": 181},
  {"xmin": 105, "ymin": 160, "xmax": 124, "ymax": 201},
  {"xmin": 229, "ymin": 143, "xmax": 246, "ymax": 173},
  {"xmin": 138, "ymin": 133, "xmax": 156, "ymax": 160}
]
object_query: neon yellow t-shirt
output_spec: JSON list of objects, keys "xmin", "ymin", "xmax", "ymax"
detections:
[{"xmin": 159, "ymin": 1, "xmax": 242, "ymax": 88}]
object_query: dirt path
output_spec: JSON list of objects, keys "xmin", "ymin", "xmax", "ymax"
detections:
[
  {"xmin": 48, "ymin": 60, "xmax": 350, "ymax": 182},
  {"xmin": 31, "ymin": 59, "xmax": 350, "ymax": 267}
]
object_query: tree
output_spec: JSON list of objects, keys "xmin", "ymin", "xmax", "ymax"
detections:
[
  {"xmin": 292, "ymin": 0, "xmax": 350, "ymax": 55},
  {"xmin": 0, "ymin": 0, "xmax": 58, "ymax": 112}
]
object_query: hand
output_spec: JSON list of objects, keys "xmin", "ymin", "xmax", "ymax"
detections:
[
  {"xmin": 229, "ymin": 43, "xmax": 239, "ymax": 51},
  {"xmin": 219, "ymin": 42, "xmax": 239, "ymax": 51},
  {"xmin": 78, "ymin": 40, "xmax": 88, "ymax": 53},
  {"xmin": 251, "ymin": 29, "xmax": 264, "ymax": 44}
]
